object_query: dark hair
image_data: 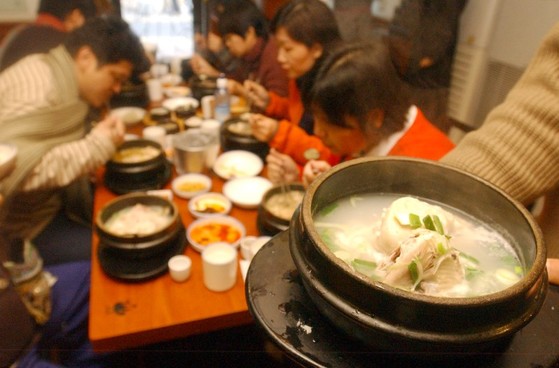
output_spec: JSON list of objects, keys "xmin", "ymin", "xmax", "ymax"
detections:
[
  {"xmin": 64, "ymin": 15, "xmax": 149, "ymax": 76},
  {"xmin": 271, "ymin": 0, "xmax": 342, "ymax": 108},
  {"xmin": 38, "ymin": 0, "xmax": 97, "ymax": 20},
  {"xmin": 311, "ymin": 41, "xmax": 412, "ymax": 138},
  {"xmin": 217, "ymin": 0, "xmax": 269, "ymax": 39},
  {"xmin": 271, "ymin": 0, "xmax": 341, "ymax": 51}
]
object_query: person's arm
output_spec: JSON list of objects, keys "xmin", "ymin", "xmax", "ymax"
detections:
[
  {"xmin": 264, "ymin": 90, "xmax": 291, "ymax": 120},
  {"xmin": 440, "ymin": 22, "xmax": 559, "ymax": 205},
  {"xmin": 20, "ymin": 117, "xmax": 123, "ymax": 191},
  {"xmin": 547, "ymin": 259, "xmax": 559, "ymax": 285},
  {"xmin": 270, "ymin": 119, "xmax": 339, "ymax": 167}
]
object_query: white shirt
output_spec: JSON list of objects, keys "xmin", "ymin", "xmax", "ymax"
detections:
[{"xmin": 366, "ymin": 105, "xmax": 417, "ymax": 157}]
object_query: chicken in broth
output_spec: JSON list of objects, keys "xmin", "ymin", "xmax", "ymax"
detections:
[
  {"xmin": 104, "ymin": 203, "xmax": 173, "ymax": 236},
  {"xmin": 314, "ymin": 195, "xmax": 524, "ymax": 297}
]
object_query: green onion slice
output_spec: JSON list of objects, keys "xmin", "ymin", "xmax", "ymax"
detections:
[
  {"xmin": 409, "ymin": 213, "xmax": 422, "ymax": 229},
  {"xmin": 433, "ymin": 215, "xmax": 445, "ymax": 235},
  {"xmin": 422, "ymin": 215, "xmax": 436, "ymax": 231}
]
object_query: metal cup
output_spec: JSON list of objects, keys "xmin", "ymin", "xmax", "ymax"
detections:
[{"xmin": 172, "ymin": 129, "xmax": 216, "ymax": 174}]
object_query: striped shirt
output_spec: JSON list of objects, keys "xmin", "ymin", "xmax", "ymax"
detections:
[{"xmin": 0, "ymin": 51, "xmax": 116, "ymax": 192}]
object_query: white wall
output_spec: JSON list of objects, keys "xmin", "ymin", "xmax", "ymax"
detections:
[
  {"xmin": 449, "ymin": 0, "xmax": 559, "ymax": 132},
  {"xmin": 458, "ymin": 0, "xmax": 502, "ymax": 48},
  {"xmin": 489, "ymin": 0, "xmax": 559, "ymax": 68},
  {"xmin": 371, "ymin": 0, "xmax": 402, "ymax": 21},
  {"xmin": 0, "ymin": 0, "xmax": 40, "ymax": 22}
]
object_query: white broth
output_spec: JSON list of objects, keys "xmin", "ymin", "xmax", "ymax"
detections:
[{"xmin": 314, "ymin": 194, "xmax": 523, "ymax": 297}]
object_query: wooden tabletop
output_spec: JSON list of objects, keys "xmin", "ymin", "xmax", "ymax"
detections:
[{"xmin": 88, "ymin": 127, "xmax": 261, "ymax": 352}]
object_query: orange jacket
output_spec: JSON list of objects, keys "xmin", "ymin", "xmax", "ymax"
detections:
[
  {"xmin": 264, "ymin": 80, "xmax": 339, "ymax": 166},
  {"xmin": 387, "ymin": 108, "xmax": 455, "ymax": 160}
]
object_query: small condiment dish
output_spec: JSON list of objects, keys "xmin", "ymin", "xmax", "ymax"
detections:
[
  {"xmin": 186, "ymin": 215, "xmax": 245, "ymax": 252},
  {"xmin": 163, "ymin": 97, "xmax": 199, "ymax": 112},
  {"xmin": 171, "ymin": 173, "xmax": 212, "ymax": 199},
  {"xmin": 110, "ymin": 106, "xmax": 146, "ymax": 126},
  {"xmin": 188, "ymin": 192, "xmax": 232, "ymax": 218}
]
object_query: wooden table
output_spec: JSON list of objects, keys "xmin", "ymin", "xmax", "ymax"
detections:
[{"xmin": 88, "ymin": 138, "xmax": 261, "ymax": 352}]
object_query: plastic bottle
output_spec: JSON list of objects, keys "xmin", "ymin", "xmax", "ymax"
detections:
[{"xmin": 214, "ymin": 74, "xmax": 230, "ymax": 123}]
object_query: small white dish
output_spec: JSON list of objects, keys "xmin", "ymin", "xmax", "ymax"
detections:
[
  {"xmin": 147, "ymin": 189, "xmax": 173, "ymax": 202},
  {"xmin": 159, "ymin": 73, "xmax": 182, "ymax": 87},
  {"xmin": 186, "ymin": 215, "xmax": 246, "ymax": 253},
  {"xmin": 240, "ymin": 236, "xmax": 258, "ymax": 261},
  {"xmin": 163, "ymin": 97, "xmax": 199, "ymax": 111},
  {"xmin": 124, "ymin": 133, "xmax": 139, "ymax": 141},
  {"xmin": 213, "ymin": 150, "xmax": 263, "ymax": 180},
  {"xmin": 164, "ymin": 85, "xmax": 191, "ymax": 98},
  {"xmin": 222, "ymin": 176, "xmax": 272, "ymax": 209},
  {"xmin": 185, "ymin": 116, "xmax": 203, "ymax": 129},
  {"xmin": 110, "ymin": 106, "xmax": 146, "ymax": 125},
  {"xmin": 171, "ymin": 173, "xmax": 212, "ymax": 199},
  {"xmin": 0, "ymin": 143, "xmax": 17, "ymax": 180},
  {"xmin": 188, "ymin": 192, "xmax": 232, "ymax": 218},
  {"xmin": 168, "ymin": 255, "xmax": 192, "ymax": 282}
]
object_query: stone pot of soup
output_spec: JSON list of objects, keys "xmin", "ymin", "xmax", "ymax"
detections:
[
  {"xmin": 220, "ymin": 117, "xmax": 269, "ymax": 162},
  {"xmin": 257, "ymin": 183, "xmax": 304, "ymax": 236},
  {"xmin": 95, "ymin": 193, "xmax": 183, "ymax": 260},
  {"xmin": 289, "ymin": 157, "xmax": 547, "ymax": 355},
  {"xmin": 189, "ymin": 75, "xmax": 217, "ymax": 101},
  {"xmin": 104, "ymin": 139, "xmax": 170, "ymax": 194}
]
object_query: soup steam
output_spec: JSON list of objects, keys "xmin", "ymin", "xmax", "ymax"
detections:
[{"xmin": 314, "ymin": 195, "xmax": 523, "ymax": 297}]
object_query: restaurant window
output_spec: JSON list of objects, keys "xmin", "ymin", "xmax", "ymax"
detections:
[{"xmin": 120, "ymin": 0, "xmax": 194, "ymax": 62}]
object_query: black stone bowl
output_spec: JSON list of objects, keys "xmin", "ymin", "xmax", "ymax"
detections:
[
  {"xmin": 95, "ymin": 192, "xmax": 182, "ymax": 260},
  {"xmin": 110, "ymin": 81, "xmax": 148, "ymax": 108},
  {"xmin": 189, "ymin": 75, "xmax": 216, "ymax": 101},
  {"xmin": 220, "ymin": 117, "xmax": 269, "ymax": 162},
  {"xmin": 257, "ymin": 183, "xmax": 304, "ymax": 236},
  {"xmin": 104, "ymin": 139, "xmax": 170, "ymax": 194},
  {"xmin": 289, "ymin": 156, "xmax": 547, "ymax": 354}
]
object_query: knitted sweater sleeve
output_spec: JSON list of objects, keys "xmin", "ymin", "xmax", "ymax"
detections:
[{"xmin": 440, "ymin": 22, "xmax": 559, "ymax": 205}]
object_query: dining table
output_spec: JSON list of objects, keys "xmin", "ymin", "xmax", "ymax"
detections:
[{"xmin": 88, "ymin": 113, "xmax": 261, "ymax": 352}]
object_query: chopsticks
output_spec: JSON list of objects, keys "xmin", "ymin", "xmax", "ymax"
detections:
[{"xmin": 245, "ymin": 73, "xmax": 261, "ymax": 113}]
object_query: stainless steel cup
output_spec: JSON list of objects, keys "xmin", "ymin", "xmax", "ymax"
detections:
[{"xmin": 172, "ymin": 129, "xmax": 216, "ymax": 174}]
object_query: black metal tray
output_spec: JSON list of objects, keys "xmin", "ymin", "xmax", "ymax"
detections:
[
  {"xmin": 98, "ymin": 223, "xmax": 186, "ymax": 282},
  {"xmin": 246, "ymin": 230, "xmax": 559, "ymax": 368}
]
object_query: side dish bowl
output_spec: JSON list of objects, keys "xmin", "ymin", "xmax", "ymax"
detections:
[
  {"xmin": 213, "ymin": 150, "xmax": 263, "ymax": 180},
  {"xmin": 222, "ymin": 176, "xmax": 272, "ymax": 209},
  {"xmin": 110, "ymin": 106, "xmax": 146, "ymax": 126},
  {"xmin": 220, "ymin": 117, "xmax": 269, "ymax": 161},
  {"xmin": 188, "ymin": 192, "xmax": 232, "ymax": 218},
  {"xmin": 187, "ymin": 215, "xmax": 246, "ymax": 252},
  {"xmin": 257, "ymin": 183, "xmax": 305, "ymax": 236},
  {"xmin": 171, "ymin": 173, "xmax": 212, "ymax": 199}
]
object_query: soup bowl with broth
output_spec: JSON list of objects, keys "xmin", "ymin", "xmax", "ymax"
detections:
[
  {"xmin": 289, "ymin": 157, "xmax": 547, "ymax": 354},
  {"xmin": 96, "ymin": 193, "xmax": 183, "ymax": 259},
  {"xmin": 104, "ymin": 139, "xmax": 170, "ymax": 194}
]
